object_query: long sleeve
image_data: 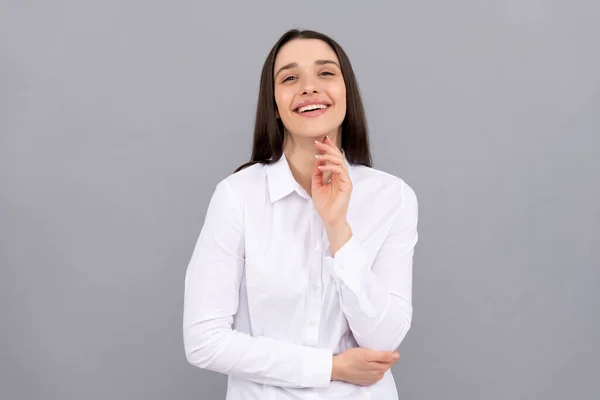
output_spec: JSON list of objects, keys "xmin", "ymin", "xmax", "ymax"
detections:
[
  {"xmin": 183, "ymin": 180, "xmax": 333, "ymax": 388},
  {"xmin": 327, "ymin": 180, "xmax": 418, "ymax": 351}
]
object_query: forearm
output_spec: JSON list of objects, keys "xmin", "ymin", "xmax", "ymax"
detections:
[
  {"xmin": 184, "ymin": 317, "xmax": 333, "ymax": 388},
  {"xmin": 327, "ymin": 228, "xmax": 415, "ymax": 351},
  {"xmin": 334, "ymin": 270, "xmax": 412, "ymax": 351}
]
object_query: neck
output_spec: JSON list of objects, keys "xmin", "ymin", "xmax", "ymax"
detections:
[{"xmin": 283, "ymin": 130, "xmax": 342, "ymax": 195}]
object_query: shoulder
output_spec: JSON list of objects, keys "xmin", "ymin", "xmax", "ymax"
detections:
[
  {"xmin": 211, "ymin": 162, "xmax": 267, "ymax": 205},
  {"xmin": 221, "ymin": 162, "xmax": 265, "ymax": 189},
  {"xmin": 351, "ymin": 164, "xmax": 417, "ymax": 209}
]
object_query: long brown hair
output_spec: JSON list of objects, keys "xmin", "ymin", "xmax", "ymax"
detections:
[{"xmin": 234, "ymin": 29, "xmax": 372, "ymax": 172}]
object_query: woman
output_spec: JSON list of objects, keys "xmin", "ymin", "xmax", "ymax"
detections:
[{"xmin": 183, "ymin": 29, "xmax": 419, "ymax": 400}]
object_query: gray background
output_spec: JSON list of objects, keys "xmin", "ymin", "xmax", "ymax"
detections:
[{"xmin": 1, "ymin": 1, "xmax": 599, "ymax": 399}]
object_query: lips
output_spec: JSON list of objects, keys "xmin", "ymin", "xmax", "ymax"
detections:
[
  {"xmin": 293, "ymin": 100, "xmax": 332, "ymax": 113},
  {"xmin": 295, "ymin": 105, "xmax": 330, "ymax": 118},
  {"xmin": 296, "ymin": 105, "xmax": 329, "ymax": 114}
]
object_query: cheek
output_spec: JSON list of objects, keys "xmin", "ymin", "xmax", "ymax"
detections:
[
  {"xmin": 274, "ymin": 88, "xmax": 294, "ymax": 114},
  {"xmin": 331, "ymin": 81, "xmax": 346, "ymax": 108},
  {"xmin": 333, "ymin": 87, "xmax": 347, "ymax": 115}
]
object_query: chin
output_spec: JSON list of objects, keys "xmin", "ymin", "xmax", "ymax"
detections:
[
  {"xmin": 292, "ymin": 120, "xmax": 343, "ymax": 138},
  {"xmin": 295, "ymin": 127, "xmax": 337, "ymax": 138}
]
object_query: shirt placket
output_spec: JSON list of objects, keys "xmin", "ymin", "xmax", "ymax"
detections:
[{"xmin": 306, "ymin": 205, "xmax": 323, "ymax": 345}]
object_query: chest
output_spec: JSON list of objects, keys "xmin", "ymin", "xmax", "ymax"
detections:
[{"xmin": 243, "ymin": 200, "xmax": 330, "ymax": 300}]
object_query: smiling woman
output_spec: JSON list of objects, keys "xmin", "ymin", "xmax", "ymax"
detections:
[
  {"xmin": 235, "ymin": 29, "xmax": 372, "ymax": 176},
  {"xmin": 183, "ymin": 29, "xmax": 419, "ymax": 400},
  {"xmin": 275, "ymin": 40, "xmax": 346, "ymax": 145}
]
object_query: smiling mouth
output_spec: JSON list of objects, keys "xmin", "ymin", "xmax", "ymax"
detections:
[{"xmin": 295, "ymin": 104, "xmax": 331, "ymax": 114}]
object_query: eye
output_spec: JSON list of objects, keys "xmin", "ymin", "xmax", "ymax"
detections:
[
  {"xmin": 320, "ymin": 71, "xmax": 335, "ymax": 76},
  {"xmin": 282, "ymin": 76, "xmax": 296, "ymax": 83}
]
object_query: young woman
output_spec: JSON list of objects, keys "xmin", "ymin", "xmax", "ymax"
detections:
[{"xmin": 183, "ymin": 29, "xmax": 419, "ymax": 400}]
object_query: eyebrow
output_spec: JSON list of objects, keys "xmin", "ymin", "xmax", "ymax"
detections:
[{"xmin": 274, "ymin": 59, "xmax": 341, "ymax": 78}]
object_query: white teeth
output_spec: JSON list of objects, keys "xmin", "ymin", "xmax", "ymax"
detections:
[{"xmin": 297, "ymin": 104, "xmax": 328, "ymax": 113}]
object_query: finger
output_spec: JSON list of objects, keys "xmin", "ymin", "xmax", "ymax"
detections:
[
  {"xmin": 366, "ymin": 350, "xmax": 399, "ymax": 363},
  {"xmin": 315, "ymin": 137, "xmax": 342, "ymax": 156},
  {"xmin": 374, "ymin": 356, "xmax": 400, "ymax": 368},
  {"xmin": 311, "ymin": 159, "xmax": 325, "ymax": 190},
  {"xmin": 314, "ymin": 143, "xmax": 348, "ymax": 176},
  {"xmin": 317, "ymin": 164, "xmax": 350, "ymax": 184},
  {"xmin": 315, "ymin": 154, "xmax": 348, "ymax": 173},
  {"xmin": 315, "ymin": 140, "xmax": 343, "ymax": 158},
  {"xmin": 323, "ymin": 135, "xmax": 344, "ymax": 156}
]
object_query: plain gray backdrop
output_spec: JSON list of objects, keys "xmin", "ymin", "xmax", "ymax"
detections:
[{"xmin": 1, "ymin": 1, "xmax": 599, "ymax": 399}]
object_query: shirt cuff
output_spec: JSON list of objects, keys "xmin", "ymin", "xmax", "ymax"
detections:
[
  {"xmin": 301, "ymin": 347, "xmax": 332, "ymax": 388},
  {"xmin": 332, "ymin": 235, "xmax": 370, "ymax": 280},
  {"xmin": 329, "ymin": 236, "xmax": 378, "ymax": 318}
]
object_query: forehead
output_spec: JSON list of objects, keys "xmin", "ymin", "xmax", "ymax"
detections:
[{"xmin": 274, "ymin": 39, "xmax": 339, "ymax": 71}]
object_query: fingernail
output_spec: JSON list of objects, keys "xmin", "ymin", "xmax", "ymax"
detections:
[
  {"xmin": 393, "ymin": 353, "xmax": 399, "ymax": 359},
  {"xmin": 314, "ymin": 154, "xmax": 322, "ymax": 159}
]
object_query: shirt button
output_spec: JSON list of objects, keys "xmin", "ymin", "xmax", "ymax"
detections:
[
  {"xmin": 312, "ymin": 284, "xmax": 319, "ymax": 291},
  {"xmin": 314, "ymin": 244, "xmax": 320, "ymax": 251},
  {"xmin": 309, "ymin": 320, "xmax": 316, "ymax": 326}
]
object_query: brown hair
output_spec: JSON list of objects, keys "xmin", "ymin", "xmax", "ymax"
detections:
[{"xmin": 235, "ymin": 29, "xmax": 372, "ymax": 172}]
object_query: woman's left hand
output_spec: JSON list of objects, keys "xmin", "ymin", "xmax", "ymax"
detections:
[{"xmin": 311, "ymin": 136, "xmax": 353, "ymax": 253}]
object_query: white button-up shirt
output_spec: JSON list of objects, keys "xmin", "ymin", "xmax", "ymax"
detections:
[{"xmin": 183, "ymin": 152, "xmax": 419, "ymax": 400}]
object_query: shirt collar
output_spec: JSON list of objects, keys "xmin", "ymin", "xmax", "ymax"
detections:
[{"xmin": 266, "ymin": 150, "xmax": 354, "ymax": 204}]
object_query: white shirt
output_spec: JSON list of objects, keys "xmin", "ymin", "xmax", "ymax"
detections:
[{"xmin": 183, "ymin": 152, "xmax": 419, "ymax": 400}]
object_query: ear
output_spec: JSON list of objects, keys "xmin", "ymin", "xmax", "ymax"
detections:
[{"xmin": 275, "ymin": 109, "xmax": 280, "ymax": 119}]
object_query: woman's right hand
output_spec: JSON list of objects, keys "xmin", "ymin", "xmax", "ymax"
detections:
[{"xmin": 331, "ymin": 348, "xmax": 400, "ymax": 386}]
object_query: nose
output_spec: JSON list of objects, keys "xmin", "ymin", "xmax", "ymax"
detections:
[{"xmin": 300, "ymin": 74, "xmax": 320, "ymax": 95}]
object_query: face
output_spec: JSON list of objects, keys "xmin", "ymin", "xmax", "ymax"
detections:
[{"xmin": 273, "ymin": 39, "xmax": 346, "ymax": 140}]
